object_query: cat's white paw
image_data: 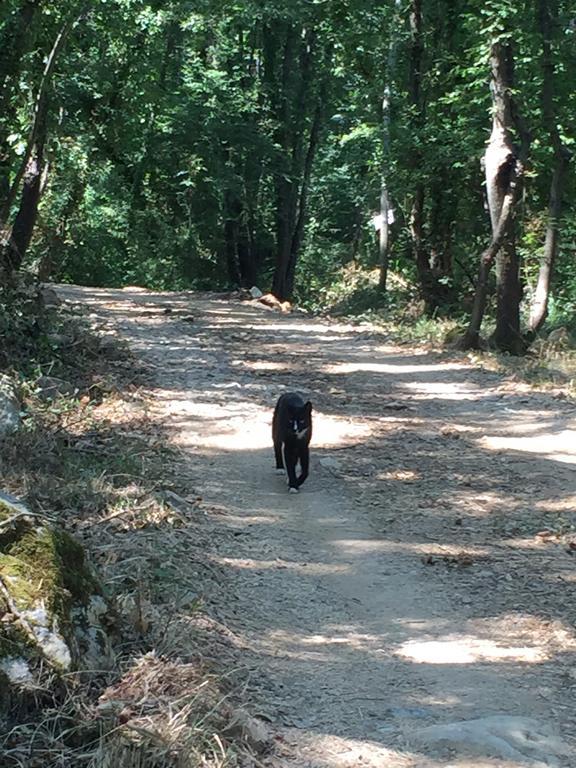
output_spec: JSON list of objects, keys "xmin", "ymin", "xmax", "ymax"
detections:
[
  {"xmin": 289, "ymin": 487, "xmax": 299, "ymax": 494},
  {"xmin": 275, "ymin": 468, "xmax": 285, "ymax": 475}
]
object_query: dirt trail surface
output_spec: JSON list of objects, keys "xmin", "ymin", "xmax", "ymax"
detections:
[{"xmin": 59, "ymin": 285, "xmax": 576, "ymax": 768}]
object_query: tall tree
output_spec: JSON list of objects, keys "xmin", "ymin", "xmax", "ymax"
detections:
[
  {"xmin": 460, "ymin": 20, "xmax": 529, "ymax": 352},
  {"xmin": 378, "ymin": 0, "xmax": 401, "ymax": 292}
]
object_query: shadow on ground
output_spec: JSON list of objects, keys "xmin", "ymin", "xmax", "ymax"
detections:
[{"xmin": 53, "ymin": 284, "xmax": 576, "ymax": 767}]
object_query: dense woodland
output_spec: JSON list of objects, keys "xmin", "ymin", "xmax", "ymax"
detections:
[{"xmin": 0, "ymin": 0, "xmax": 574, "ymax": 353}]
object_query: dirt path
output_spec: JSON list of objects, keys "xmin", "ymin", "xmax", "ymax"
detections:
[{"xmin": 60, "ymin": 286, "xmax": 576, "ymax": 768}]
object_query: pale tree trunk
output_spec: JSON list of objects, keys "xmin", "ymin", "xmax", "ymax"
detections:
[
  {"xmin": 378, "ymin": 183, "xmax": 390, "ymax": 290},
  {"xmin": 460, "ymin": 40, "xmax": 528, "ymax": 352},
  {"xmin": 528, "ymin": 0, "xmax": 571, "ymax": 333},
  {"xmin": 489, "ymin": 42, "xmax": 529, "ymax": 353}
]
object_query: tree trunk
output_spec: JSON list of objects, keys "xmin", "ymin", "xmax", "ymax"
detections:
[
  {"xmin": 0, "ymin": 9, "xmax": 81, "ymax": 255},
  {"xmin": 378, "ymin": 184, "xmax": 390, "ymax": 290},
  {"xmin": 270, "ymin": 24, "xmax": 298, "ymax": 301},
  {"xmin": 407, "ymin": 0, "xmax": 441, "ymax": 315},
  {"xmin": 1, "ymin": 100, "xmax": 47, "ymax": 273},
  {"xmin": 460, "ymin": 39, "xmax": 528, "ymax": 352},
  {"xmin": 0, "ymin": 0, "xmax": 43, "ymax": 210},
  {"xmin": 224, "ymin": 188, "xmax": 241, "ymax": 286},
  {"xmin": 269, "ymin": 26, "xmax": 324, "ymax": 301},
  {"xmin": 284, "ymin": 97, "xmax": 323, "ymax": 297},
  {"xmin": 489, "ymin": 42, "xmax": 529, "ymax": 353},
  {"xmin": 378, "ymin": 0, "xmax": 401, "ymax": 291},
  {"xmin": 528, "ymin": 0, "xmax": 571, "ymax": 333}
]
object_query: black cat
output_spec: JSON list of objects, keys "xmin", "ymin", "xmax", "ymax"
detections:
[{"xmin": 272, "ymin": 393, "xmax": 313, "ymax": 493}]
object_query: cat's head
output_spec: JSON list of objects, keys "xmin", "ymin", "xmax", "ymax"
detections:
[{"xmin": 290, "ymin": 401, "xmax": 312, "ymax": 439}]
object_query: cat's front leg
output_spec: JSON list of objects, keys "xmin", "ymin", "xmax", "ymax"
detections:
[
  {"xmin": 297, "ymin": 447, "xmax": 309, "ymax": 487},
  {"xmin": 284, "ymin": 444, "xmax": 299, "ymax": 493},
  {"xmin": 274, "ymin": 440, "xmax": 284, "ymax": 473}
]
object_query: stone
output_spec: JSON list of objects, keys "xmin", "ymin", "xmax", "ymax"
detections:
[
  {"xmin": 320, "ymin": 457, "xmax": 342, "ymax": 471},
  {"xmin": 0, "ymin": 375, "xmax": 20, "ymax": 437},
  {"xmin": 547, "ymin": 327, "xmax": 569, "ymax": 345},
  {"xmin": 249, "ymin": 286, "xmax": 263, "ymax": 299},
  {"xmin": 98, "ymin": 335, "xmax": 128, "ymax": 359},
  {"xmin": 0, "ymin": 492, "xmax": 114, "ymax": 697},
  {"xmin": 411, "ymin": 715, "xmax": 569, "ymax": 767},
  {"xmin": 224, "ymin": 708, "xmax": 270, "ymax": 754},
  {"xmin": 258, "ymin": 293, "xmax": 292, "ymax": 313},
  {"xmin": 47, "ymin": 333, "xmax": 74, "ymax": 348},
  {"xmin": 39, "ymin": 285, "xmax": 62, "ymax": 308},
  {"xmin": 36, "ymin": 376, "xmax": 76, "ymax": 401}
]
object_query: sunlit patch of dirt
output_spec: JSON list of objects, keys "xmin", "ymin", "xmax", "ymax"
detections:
[
  {"xmin": 481, "ymin": 429, "xmax": 576, "ymax": 465},
  {"xmin": 396, "ymin": 636, "xmax": 548, "ymax": 664},
  {"xmin": 325, "ymin": 361, "xmax": 467, "ymax": 376},
  {"xmin": 212, "ymin": 556, "xmax": 351, "ymax": 576}
]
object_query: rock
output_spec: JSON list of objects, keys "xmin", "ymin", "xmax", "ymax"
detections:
[
  {"xmin": 257, "ymin": 293, "xmax": 292, "ymax": 313},
  {"xmin": 39, "ymin": 285, "xmax": 62, "ymax": 308},
  {"xmin": 47, "ymin": 332, "xmax": 73, "ymax": 348},
  {"xmin": 320, "ymin": 457, "xmax": 342, "ymax": 472},
  {"xmin": 36, "ymin": 376, "xmax": 76, "ymax": 401},
  {"xmin": 98, "ymin": 335, "xmax": 128, "ymax": 359},
  {"xmin": 0, "ymin": 375, "xmax": 20, "ymax": 437},
  {"xmin": 382, "ymin": 400, "xmax": 409, "ymax": 410},
  {"xmin": 0, "ymin": 491, "xmax": 28, "ymax": 515},
  {"xmin": 249, "ymin": 286, "xmax": 263, "ymax": 299},
  {"xmin": 224, "ymin": 708, "xmax": 271, "ymax": 754},
  {"xmin": 0, "ymin": 493, "xmax": 114, "ymax": 698},
  {"xmin": 547, "ymin": 327, "xmax": 570, "ymax": 346},
  {"xmin": 411, "ymin": 715, "xmax": 569, "ymax": 767}
]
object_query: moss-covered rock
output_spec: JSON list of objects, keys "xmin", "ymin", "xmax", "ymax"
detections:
[{"xmin": 0, "ymin": 491, "xmax": 114, "ymax": 692}]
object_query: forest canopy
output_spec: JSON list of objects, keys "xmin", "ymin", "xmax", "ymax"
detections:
[{"xmin": 0, "ymin": 0, "xmax": 574, "ymax": 353}]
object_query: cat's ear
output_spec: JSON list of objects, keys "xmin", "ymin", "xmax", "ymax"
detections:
[{"xmin": 304, "ymin": 401, "xmax": 312, "ymax": 415}]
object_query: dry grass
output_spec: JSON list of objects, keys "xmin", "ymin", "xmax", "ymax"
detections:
[
  {"xmin": 465, "ymin": 337, "xmax": 576, "ymax": 396},
  {"xmin": 92, "ymin": 653, "xmax": 236, "ymax": 768},
  {"xmin": 0, "ymin": 299, "xmax": 260, "ymax": 768}
]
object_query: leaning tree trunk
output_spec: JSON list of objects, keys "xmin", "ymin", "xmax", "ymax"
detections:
[
  {"xmin": 0, "ymin": 0, "xmax": 44, "ymax": 211},
  {"xmin": 459, "ymin": 40, "xmax": 528, "ymax": 353},
  {"xmin": 528, "ymin": 0, "xmax": 571, "ymax": 333},
  {"xmin": 1, "ymin": 8, "xmax": 82, "ymax": 278},
  {"xmin": 2, "ymin": 100, "xmax": 48, "ymax": 272}
]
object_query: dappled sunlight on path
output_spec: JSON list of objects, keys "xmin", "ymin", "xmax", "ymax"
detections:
[{"xmin": 56, "ymin": 284, "xmax": 576, "ymax": 767}]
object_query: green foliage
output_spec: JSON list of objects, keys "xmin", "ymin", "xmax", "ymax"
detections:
[{"xmin": 0, "ymin": 0, "xmax": 574, "ymax": 333}]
